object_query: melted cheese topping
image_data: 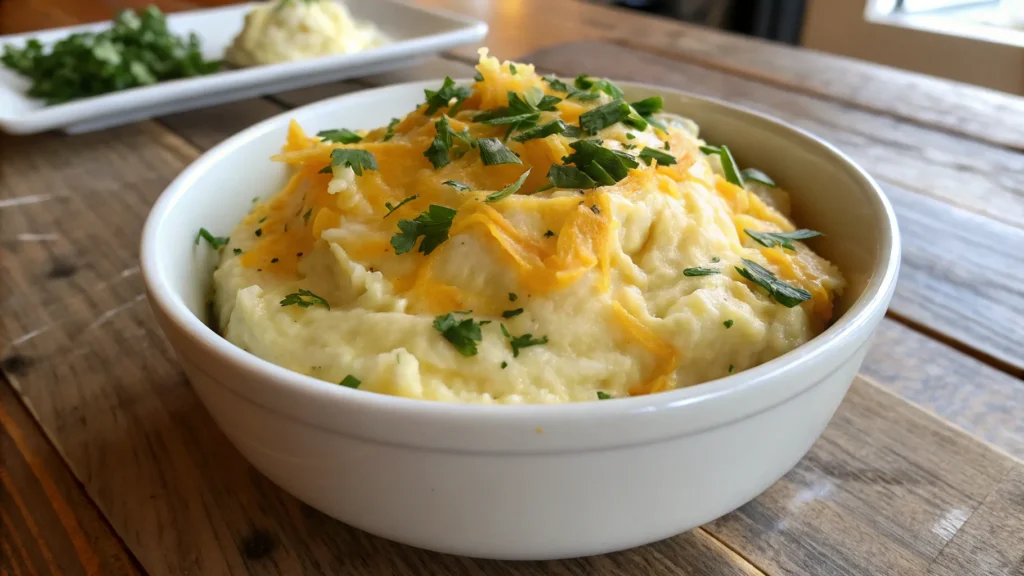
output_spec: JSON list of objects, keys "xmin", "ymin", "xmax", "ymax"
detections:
[{"xmin": 212, "ymin": 49, "xmax": 845, "ymax": 404}]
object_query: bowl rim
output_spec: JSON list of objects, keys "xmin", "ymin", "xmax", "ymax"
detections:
[{"xmin": 141, "ymin": 78, "xmax": 901, "ymax": 425}]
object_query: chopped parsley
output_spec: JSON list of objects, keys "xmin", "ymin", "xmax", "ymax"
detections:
[
  {"xmin": 579, "ymin": 99, "xmax": 632, "ymax": 134},
  {"xmin": 509, "ymin": 63, "xmax": 517, "ymax": 75},
  {"xmin": 424, "ymin": 116, "xmax": 460, "ymax": 169},
  {"xmin": 340, "ymin": 375, "xmax": 361, "ymax": 388},
  {"xmin": 502, "ymin": 308, "xmax": 524, "ymax": 318},
  {"xmin": 317, "ymin": 128, "xmax": 362, "ymax": 144},
  {"xmin": 700, "ymin": 145, "xmax": 744, "ymax": 187},
  {"xmin": 545, "ymin": 164, "xmax": 597, "ymax": 189},
  {"xmin": 279, "ymin": 289, "xmax": 330, "ymax": 310},
  {"xmin": 638, "ymin": 146, "xmax": 677, "ymax": 166},
  {"xmin": 422, "ymin": 77, "xmax": 471, "ymax": 115},
  {"xmin": 512, "ymin": 119, "xmax": 581, "ymax": 142},
  {"xmin": 509, "ymin": 292, "xmax": 518, "ymax": 301},
  {"xmin": 560, "ymin": 139, "xmax": 639, "ymax": 187},
  {"xmin": 501, "ymin": 361, "xmax": 508, "ymax": 369},
  {"xmin": 443, "ymin": 180, "xmax": 472, "ymax": 192},
  {"xmin": 477, "ymin": 137, "xmax": 522, "ymax": 166},
  {"xmin": 736, "ymin": 258, "xmax": 812, "ymax": 308},
  {"xmin": 195, "ymin": 227, "xmax": 228, "ymax": 249},
  {"xmin": 597, "ymin": 391, "xmax": 612, "ymax": 400},
  {"xmin": 382, "ymin": 117, "xmax": 400, "ymax": 141},
  {"xmin": 543, "ymin": 75, "xmax": 602, "ymax": 101},
  {"xmin": 744, "ymin": 229, "xmax": 822, "ymax": 251},
  {"xmin": 473, "ymin": 70, "xmax": 484, "ymax": 82},
  {"xmin": 729, "ymin": 364, "xmax": 735, "ymax": 373},
  {"xmin": 258, "ymin": 216, "xmax": 268, "ymax": 223},
  {"xmin": 233, "ymin": 248, "xmax": 242, "ymax": 255},
  {"xmin": 270, "ymin": 258, "xmax": 279, "ymax": 263},
  {"xmin": 711, "ymin": 256, "xmax": 721, "ymax": 263},
  {"xmin": 433, "ymin": 312, "xmax": 485, "ymax": 356},
  {"xmin": 590, "ymin": 204, "xmax": 600, "ymax": 215},
  {"xmin": 543, "ymin": 230, "xmax": 555, "ymax": 238},
  {"xmin": 630, "ymin": 96, "xmax": 662, "ymax": 116},
  {"xmin": 683, "ymin": 267, "xmax": 719, "ymax": 277},
  {"xmin": 574, "ymin": 75, "xmax": 624, "ymax": 99},
  {"xmin": 254, "ymin": 228, "xmax": 262, "ymax": 237},
  {"xmin": 384, "ymin": 194, "xmax": 419, "ymax": 218},
  {"xmin": 330, "ymin": 148, "xmax": 378, "ymax": 176},
  {"xmin": 500, "ymin": 323, "xmax": 548, "ymax": 357},
  {"xmin": 303, "ymin": 208, "xmax": 313, "ymax": 223},
  {"xmin": 390, "ymin": 205, "xmax": 457, "ymax": 255},
  {"xmin": 741, "ymin": 168, "xmax": 775, "ymax": 187},
  {"xmin": 724, "ymin": 319, "xmax": 734, "ymax": 329},
  {"xmin": 475, "ymin": 90, "xmax": 560, "ymax": 139},
  {"xmin": 485, "ymin": 169, "xmax": 531, "ymax": 202}
]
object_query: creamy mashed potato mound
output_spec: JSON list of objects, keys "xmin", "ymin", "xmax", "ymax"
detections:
[
  {"xmin": 212, "ymin": 50, "xmax": 845, "ymax": 404},
  {"xmin": 226, "ymin": 0, "xmax": 383, "ymax": 67}
]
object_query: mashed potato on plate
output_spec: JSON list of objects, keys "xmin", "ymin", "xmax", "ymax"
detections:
[{"xmin": 209, "ymin": 49, "xmax": 844, "ymax": 404}]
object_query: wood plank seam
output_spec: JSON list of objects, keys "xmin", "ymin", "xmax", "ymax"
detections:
[{"xmin": 697, "ymin": 526, "xmax": 772, "ymax": 576}]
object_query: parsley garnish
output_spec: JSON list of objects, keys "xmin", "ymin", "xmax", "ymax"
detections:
[
  {"xmin": 195, "ymin": 227, "xmax": 228, "ymax": 249},
  {"xmin": 500, "ymin": 323, "xmax": 548, "ymax": 357},
  {"xmin": 546, "ymin": 164, "xmax": 597, "ymax": 189},
  {"xmin": 280, "ymin": 289, "xmax": 330, "ymax": 310},
  {"xmin": 543, "ymin": 75, "xmax": 601, "ymax": 101},
  {"xmin": 391, "ymin": 205, "xmax": 457, "ymax": 255},
  {"xmin": 424, "ymin": 116, "xmax": 457, "ymax": 169},
  {"xmin": 729, "ymin": 364, "xmax": 735, "ymax": 373},
  {"xmin": 422, "ymin": 77, "xmax": 471, "ymax": 115},
  {"xmin": 638, "ymin": 146, "xmax": 677, "ymax": 166},
  {"xmin": 477, "ymin": 137, "xmax": 522, "ymax": 166},
  {"xmin": 233, "ymin": 248, "xmax": 242, "ymax": 255},
  {"xmin": 735, "ymin": 259, "xmax": 812, "ymax": 308},
  {"xmin": 443, "ymin": 180, "xmax": 472, "ymax": 192},
  {"xmin": 317, "ymin": 128, "xmax": 362, "ymax": 144},
  {"xmin": 433, "ymin": 312, "xmax": 485, "ymax": 356},
  {"xmin": 303, "ymin": 208, "xmax": 312, "ymax": 223},
  {"xmin": 683, "ymin": 267, "xmax": 719, "ymax": 276},
  {"xmin": 741, "ymin": 168, "xmax": 775, "ymax": 187},
  {"xmin": 475, "ymin": 90, "xmax": 560, "ymax": 139},
  {"xmin": 543, "ymin": 230, "xmax": 555, "ymax": 238},
  {"xmin": 384, "ymin": 194, "xmax": 419, "ymax": 218},
  {"xmin": 560, "ymin": 139, "xmax": 639, "ymax": 186},
  {"xmin": 502, "ymin": 308, "xmax": 524, "ymax": 318},
  {"xmin": 711, "ymin": 256, "xmax": 721, "ymax": 263},
  {"xmin": 255, "ymin": 228, "xmax": 262, "ymax": 237},
  {"xmin": 630, "ymin": 96, "xmax": 662, "ymax": 116},
  {"xmin": 509, "ymin": 63, "xmax": 517, "ymax": 75},
  {"xmin": 700, "ymin": 145, "xmax": 744, "ymax": 187},
  {"xmin": 579, "ymin": 99, "xmax": 632, "ymax": 134},
  {"xmin": 597, "ymin": 391, "xmax": 612, "ymax": 400},
  {"xmin": 383, "ymin": 118, "xmax": 400, "ymax": 141},
  {"xmin": 330, "ymin": 148, "xmax": 378, "ymax": 176},
  {"xmin": 501, "ymin": 361, "xmax": 508, "ymax": 369},
  {"xmin": 575, "ymin": 75, "xmax": 624, "ymax": 99},
  {"xmin": 485, "ymin": 169, "xmax": 531, "ymax": 202},
  {"xmin": 509, "ymin": 292, "xmax": 518, "ymax": 301},
  {"xmin": 340, "ymin": 375, "xmax": 361, "ymax": 388},
  {"xmin": 744, "ymin": 229, "xmax": 822, "ymax": 251},
  {"xmin": 724, "ymin": 319, "xmax": 734, "ymax": 329},
  {"xmin": 512, "ymin": 119, "xmax": 581, "ymax": 142},
  {"xmin": 473, "ymin": 70, "xmax": 484, "ymax": 82}
]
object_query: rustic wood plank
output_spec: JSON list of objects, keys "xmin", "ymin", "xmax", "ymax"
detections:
[
  {"xmin": 0, "ymin": 122, "xmax": 766, "ymax": 576},
  {"xmin": 927, "ymin": 467, "xmax": 1024, "ymax": 576},
  {"xmin": 526, "ymin": 40, "xmax": 1024, "ymax": 231},
  {"xmin": 864, "ymin": 320, "xmax": 1024, "ymax": 460},
  {"xmin": 524, "ymin": 40, "xmax": 1024, "ymax": 373},
  {"xmin": 0, "ymin": 381, "xmax": 141, "ymax": 576},
  {"xmin": 704, "ymin": 382, "xmax": 1023, "ymax": 576}
]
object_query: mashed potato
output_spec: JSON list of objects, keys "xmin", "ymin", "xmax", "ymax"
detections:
[
  {"xmin": 226, "ymin": 0, "xmax": 383, "ymax": 67},
  {"xmin": 210, "ymin": 50, "xmax": 844, "ymax": 404}
]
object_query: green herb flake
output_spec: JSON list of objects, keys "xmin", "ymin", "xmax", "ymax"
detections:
[
  {"xmin": 744, "ymin": 229, "xmax": 823, "ymax": 251},
  {"xmin": 597, "ymin": 391, "xmax": 612, "ymax": 400},
  {"xmin": 422, "ymin": 77, "xmax": 471, "ymax": 115},
  {"xmin": 424, "ymin": 116, "xmax": 457, "ymax": 169},
  {"xmin": 700, "ymin": 144, "xmax": 745, "ymax": 187},
  {"xmin": 711, "ymin": 256, "xmax": 721, "ymax": 263},
  {"xmin": 546, "ymin": 164, "xmax": 597, "ymax": 189},
  {"xmin": 724, "ymin": 319, "xmax": 734, "ymax": 329},
  {"xmin": 512, "ymin": 119, "xmax": 581, "ymax": 143},
  {"xmin": 543, "ymin": 230, "xmax": 555, "ymax": 238},
  {"xmin": 579, "ymin": 99, "xmax": 632, "ymax": 134},
  {"xmin": 741, "ymin": 168, "xmax": 776, "ymax": 187},
  {"xmin": 501, "ymin": 361, "xmax": 508, "ymax": 369},
  {"xmin": 330, "ymin": 148, "xmax": 378, "ymax": 176},
  {"xmin": 433, "ymin": 312, "xmax": 485, "ymax": 357},
  {"xmin": 574, "ymin": 75, "xmax": 624, "ymax": 99},
  {"xmin": 382, "ymin": 118, "xmax": 400, "ymax": 142},
  {"xmin": 442, "ymin": 180, "xmax": 472, "ymax": 192},
  {"xmin": 630, "ymin": 96, "xmax": 663, "ymax": 116},
  {"xmin": 195, "ymin": 227, "xmax": 228, "ymax": 249},
  {"xmin": 485, "ymin": 169, "xmax": 531, "ymax": 203},
  {"xmin": 735, "ymin": 258, "xmax": 812, "ymax": 308},
  {"xmin": 638, "ymin": 146, "xmax": 677, "ymax": 166},
  {"xmin": 391, "ymin": 205, "xmax": 458, "ymax": 255},
  {"xmin": 317, "ymin": 128, "xmax": 362, "ymax": 144},
  {"xmin": 233, "ymin": 248, "xmax": 243, "ymax": 255},
  {"xmin": 303, "ymin": 208, "xmax": 313, "ymax": 224},
  {"xmin": 729, "ymin": 364, "xmax": 735, "ymax": 373},
  {"xmin": 477, "ymin": 137, "xmax": 522, "ymax": 166},
  {"xmin": 473, "ymin": 70, "xmax": 484, "ymax": 82},
  {"xmin": 502, "ymin": 308, "xmax": 524, "ymax": 318},
  {"xmin": 561, "ymin": 139, "xmax": 639, "ymax": 186},
  {"xmin": 384, "ymin": 194, "xmax": 419, "ymax": 218},
  {"xmin": 683, "ymin": 267, "xmax": 719, "ymax": 277},
  {"xmin": 254, "ymin": 228, "xmax": 262, "ymax": 237},
  {"xmin": 509, "ymin": 292, "xmax": 518, "ymax": 301},
  {"xmin": 500, "ymin": 324, "xmax": 549, "ymax": 358},
  {"xmin": 509, "ymin": 63, "xmax": 517, "ymax": 75},
  {"xmin": 280, "ymin": 289, "xmax": 330, "ymax": 310},
  {"xmin": 340, "ymin": 375, "xmax": 361, "ymax": 388}
]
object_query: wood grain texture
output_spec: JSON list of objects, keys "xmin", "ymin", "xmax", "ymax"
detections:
[
  {"xmin": 0, "ymin": 383, "xmax": 141, "ymax": 576},
  {"xmin": 526, "ymin": 40, "xmax": 1024, "ymax": 231},
  {"xmin": 526, "ymin": 40, "xmax": 1024, "ymax": 372}
]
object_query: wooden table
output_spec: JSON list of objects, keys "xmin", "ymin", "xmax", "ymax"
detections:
[{"xmin": 2, "ymin": 1, "xmax": 1024, "ymax": 574}]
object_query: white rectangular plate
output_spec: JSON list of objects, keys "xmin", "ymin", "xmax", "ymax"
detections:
[{"xmin": 0, "ymin": 0, "xmax": 487, "ymax": 134}]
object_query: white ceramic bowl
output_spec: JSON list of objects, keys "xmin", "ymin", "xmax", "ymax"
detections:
[{"xmin": 141, "ymin": 80, "xmax": 900, "ymax": 560}]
